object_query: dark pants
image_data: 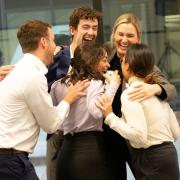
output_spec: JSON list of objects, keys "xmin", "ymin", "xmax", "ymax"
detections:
[
  {"xmin": 46, "ymin": 131, "xmax": 64, "ymax": 180},
  {"xmin": 131, "ymin": 142, "xmax": 180, "ymax": 180},
  {"xmin": 103, "ymin": 124, "xmax": 132, "ymax": 180},
  {"xmin": 0, "ymin": 153, "xmax": 39, "ymax": 180},
  {"xmin": 57, "ymin": 131, "xmax": 113, "ymax": 180}
]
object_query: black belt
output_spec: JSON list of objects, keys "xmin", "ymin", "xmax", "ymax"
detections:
[
  {"xmin": 65, "ymin": 131, "xmax": 102, "ymax": 138},
  {"xmin": 0, "ymin": 148, "xmax": 28, "ymax": 155}
]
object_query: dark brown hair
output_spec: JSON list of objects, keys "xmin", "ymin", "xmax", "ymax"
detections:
[
  {"xmin": 17, "ymin": 20, "xmax": 51, "ymax": 53},
  {"xmin": 69, "ymin": 6, "xmax": 102, "ymax": 29},
  {"xmin": 125, "ymin": 44, "xmax": 155, "ymax": 83},
  {"xmin": 63, "ymin": 43, "xmax": 107, "ymax": 84}
]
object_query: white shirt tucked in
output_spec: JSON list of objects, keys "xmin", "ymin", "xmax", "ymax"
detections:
[
  {"xmin": 0, "ymin": 53, "xmax": 69, "ymax": 153},
  {"xmin": 105, "ymin": 80, "xmax": 180, "ymax": 149}
]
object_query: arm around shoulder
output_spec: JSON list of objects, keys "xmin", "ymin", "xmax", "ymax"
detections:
[{"xmin": 152, "ymin": 65, "xmax": 177, "ymax": 102}]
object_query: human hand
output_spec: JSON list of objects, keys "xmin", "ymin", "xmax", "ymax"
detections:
[
  {"xmin": 128, "ymin": 82, "xmax": 162, "ymax": 102},
  {"xmin": 104, "ymin": 70, "xmax": 121, "ymax": 86},
  {"xmin": 54, "ymin": 46, "xmax": 63, "ymax": 55},
  {"xmin": 64, "ymin": 79, "xmax": 90, "ymax": 104},
  {"xmin": 96, "ymin": 94, "xmax": 113, "ymax": 117},
  {"xmin": 0, "ymin": 65, "xmax": 14, "ymax": 80}
]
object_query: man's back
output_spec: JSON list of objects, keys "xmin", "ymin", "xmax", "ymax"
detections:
[{"xmin": 0, "ymin": 54, "xmax": 48, "ymax": 153}]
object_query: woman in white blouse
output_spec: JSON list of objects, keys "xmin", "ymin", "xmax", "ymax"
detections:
[{"xmin": 97, "ymin": 43, "xmax": 180, "ymax": 180}]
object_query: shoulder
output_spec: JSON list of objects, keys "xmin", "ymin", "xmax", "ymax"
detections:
[
  {"xmin": 51, "ymin": 78, "xmax": 69, "ymax": 91},
  {"xmin": 89, "ymin": 79, "xmax": 104, "ymax": 88},
  {"xmin": 54, "ymin": 46, "xmax": 70, "ymax": 58}
]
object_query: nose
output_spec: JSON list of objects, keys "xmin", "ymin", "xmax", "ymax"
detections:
[
  {"xmin": 121, "ymin": 35, "xmax": 128, "ymax": 42},
  {"xmin": 87, "ymin": 28, "xmax": 95, "ymax": 35},
  {"xmin": 106, "ymin": 62, "xmax": 110, "ymax": 68}
]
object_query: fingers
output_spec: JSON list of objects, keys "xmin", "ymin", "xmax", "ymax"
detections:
[
  {"xmin": 54, "ymin": 46, "xmax": 62, "ymax": 55},
  {"xmin": 0, "ymin": 65, "xmax": 14, "ymax": 71},
  {"xmin": 65, "ymin": 79, "xmax": 90, "ymax": 104},
  {"xmin": 95, "ymin": 100, "xmax": 105, "ymax": 111},
  {"xmin": 74, "ymin": 79, "xmax": 90, "ymax": 91},
  {"xmin": 96, "ymin": 95, "xmax": 108, "ymax": 111},
  {"xmin": 128, "ymin": 93, "xmax": 145, "ymax": 102},
  {"xmin": 0, "ymin": 65, "xmax": 14, "ymax": 80}
]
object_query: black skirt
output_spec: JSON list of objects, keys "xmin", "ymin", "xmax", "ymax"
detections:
[
  {"xmin": 131, "ymin": 142, "xmax": 180, "ymax": 180},
  {"xmin": 56, "ymin": 131, "xmax": 113, "ymax": 180}
]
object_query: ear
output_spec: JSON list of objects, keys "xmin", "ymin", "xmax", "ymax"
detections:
[
  {"xmin": 40, "ymin": 37, "xmax": 47, "ymax": 49},
  {"xmin": 69, "ymin": 26, "xmax": 75, "ymax": 36}
]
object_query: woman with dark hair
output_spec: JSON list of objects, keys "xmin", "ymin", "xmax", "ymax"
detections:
[
  {"xmin": 50, "ymin": 43, "xmax": 120, "ymax": 180},
  {"xmin": 97, "ymin": 44, "xmax": 180, "ymax": 180}
]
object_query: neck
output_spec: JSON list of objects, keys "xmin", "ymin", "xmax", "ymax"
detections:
[
  {"xmin": 128, "ymin": 75, "xmax": 144, "ymax": 85},
  {"xmin": 117, "ymin": 52, "xmax": 124, "ymax": 60},
  {"xmin": 70, "ymin": 41, "xmax": 77, "ymax": 56},
  {"xmin": 30, "ymin": 50, "xmax": 47, "ymax": 66}
]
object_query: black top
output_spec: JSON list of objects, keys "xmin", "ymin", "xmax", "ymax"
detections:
[{"xmin": 109, "ymin": 53, "xmax": 123, "ymax": 117}]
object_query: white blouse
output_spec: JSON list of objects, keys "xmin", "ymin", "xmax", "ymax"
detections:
[{"xmin": 105, "ymin": 80, "xmax": 180, "ymax": 149}]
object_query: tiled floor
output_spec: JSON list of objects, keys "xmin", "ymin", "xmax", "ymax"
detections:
[{"xmin": 32, "ymin": 131, "xmax": 180, "ymax": 180}]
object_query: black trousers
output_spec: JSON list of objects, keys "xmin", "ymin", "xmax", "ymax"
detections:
[
  {"xmin": 131, "ymin": 142, "xmax": 180, "ymax": 180},
  {"xmin": 56, "ymin": 131, "xmax": 113, "ymax": 180},
  {"xmin": 0, "ymin": 153, "xmax": 39, "ymax": 180},
  {"xmin": 103, "ymin": 124, "xmax": 133, "ymax": 180}
]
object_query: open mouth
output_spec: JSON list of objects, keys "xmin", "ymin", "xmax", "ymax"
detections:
[{"xmin": 83, "ymin": 35, "xmax": 95, "ymax": 42}]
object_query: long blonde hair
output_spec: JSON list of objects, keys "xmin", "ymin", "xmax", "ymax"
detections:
[{"xmin": 110, "ymin": 13, "xmax": 142, "ymax": 47}]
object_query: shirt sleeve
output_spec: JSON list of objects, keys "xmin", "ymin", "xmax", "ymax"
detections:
[
  {"xmin": 24, "ymin": 74, "xmax": 69, "ymax": 134},
  {"xmin": 105, "ymin": 90, "xmax": 148, "ymax": 146},
  {"xmin": 87, "ymin": 79, "xmax": 119, "ymax": 119},
  {"xmin": 152, "ymin": 66, "xmax": 177, "ymax": 102}
]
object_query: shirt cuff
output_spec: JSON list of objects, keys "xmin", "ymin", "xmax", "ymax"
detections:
[
  {"xmin": 105, "ymin": 112, "xmax": 118, "ymax": 126},
  {"xmin": 57, "ymin": 100, "xmax": 70, "ymax": 126},
  {"xmin": 156, "ymin": 85, "xmax": 167, "ymax": 100}
]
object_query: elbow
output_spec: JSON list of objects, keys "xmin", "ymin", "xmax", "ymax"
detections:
[
  {"xmin": 42, "ymin": 122, "xmax": 59, "ymax": 134},
  {"xmin": 168, "ymin": 88, "xmax": 177, "ymax": 102},
  {"xmin": 43, "ymin": 127, "xmax": 57, "ymax": 134},
  {"xmin": 165, "ymin": 84, "xmax": 177, "ymax": 102}
]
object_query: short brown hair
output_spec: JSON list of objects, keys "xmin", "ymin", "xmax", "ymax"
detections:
[
  {"xmin": 69, "ymin": 6, "xmax": 102, "ymax": 29},
  {"xmin": 17, "ymin": 20, "xmax": 51, "ymax": 53},
  {"xmin": 111, "ymin": 13, "xmax": 142, "ymax": 46}
]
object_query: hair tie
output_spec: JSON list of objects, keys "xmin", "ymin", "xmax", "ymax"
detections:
[{"xmin": 144, "ymin": 74, "xmax": 154, "ymax": 84}]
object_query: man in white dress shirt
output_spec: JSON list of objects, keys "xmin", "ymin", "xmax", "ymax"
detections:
[{"xmin": 0, "ymin": 20, "xmax": 88, "ymax": 180}]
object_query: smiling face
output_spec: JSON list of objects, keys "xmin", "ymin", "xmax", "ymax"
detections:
[
  {"xmin": 70, "ymin": 19, "xmax": 98, "ymax": 47},
  {"xmin": 114, "ymin": 23, "xmax": 140, "ymax": 58}
]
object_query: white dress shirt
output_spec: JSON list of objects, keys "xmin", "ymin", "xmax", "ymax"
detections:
[
  {"xmin": 0, "ymin": 53, "xmax": 70, "ymax": 153},
  {"xmin": 105, "ymin": 79, "xmax": 180, "ymax": 149}
]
